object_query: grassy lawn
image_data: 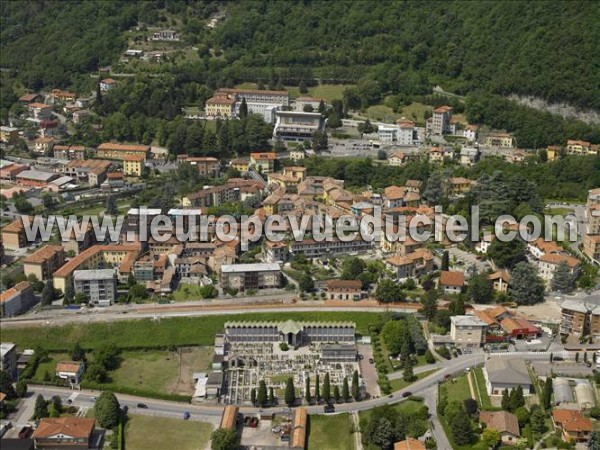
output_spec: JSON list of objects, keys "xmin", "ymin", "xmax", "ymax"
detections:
[
  {"xmin": 544, "ymin": 207, "xmax": 573, "ymax": 216},
  {"xmin": 126, "ymin": 415, "xmax": 213, "ymax": 450},
  {"xmin": 389, "ymin": 369, "xmax": 439, "ymax": 392},
  {"xmin": 362, "ymin": 105, "xmax": 399, "ymax": 123},
  {"xmin": 445, "ymin": 373, "xmax": 474, "ymax": 403},
  {"xmin": 307, "ymin": 414, "xmax": 355, "ymax": 450},
  {"xmin": 109, "ymin": 350, "xmax": 180, "ymax": 394},
  {"xmin": 173, "ymin": 283, "xmax": 204, "ymax": 301},
  {"xmin": 398, "ymin": 102, "xmax": 431, "ymax": 124},
  {"xmin": 31, "ymin": 353, "xmax": 70, "ymax": 383},
  {"xmin": 2, "ymin": 312, "xmax": 383, "ymax": 350},
  {"xmin": 472, "ymin": 368, "xmax": 493, "ymax": 409}
]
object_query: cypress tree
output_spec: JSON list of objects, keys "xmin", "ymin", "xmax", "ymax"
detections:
[
  {"xmin": 342, "ymin": 377, "xmax": 350, "ymax": 402},
  {"xmin": 351, "ymin": 370, "xmax": 360, "ymax": 401},
  {"xmin": 305, "ymin": 377, "xmax": 311, "ymax": 404},
  {"xmin": 257, "ymin": 380, "xmax": 268, "ymax": 407},
  {"xmin": 315, "ymin": 373, "xmax": 320, "ymax": 401},
  {"xmin": 323, "ymin": 373, "xmax": 331, "ymax": 403},
  {"xmin": 284, "ymin": 377, "xmax": 295, "ymax": 406}
]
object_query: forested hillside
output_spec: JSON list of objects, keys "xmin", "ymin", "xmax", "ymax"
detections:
[{"xmin": 1, "ymin": 0, "xmax": 599, "ymax": 111}]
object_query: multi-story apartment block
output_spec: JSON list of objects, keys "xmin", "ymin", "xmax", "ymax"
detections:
[
  {"xmin": 290, "ymin": 236, "xmax": 372, "ymax": 258},
  {"xmin": 584, "ymin": 234, "xmax": 600, "ymax": 263},
  {"xmin": 23, "ymin": 245, "xmax": 65, "ymax": 281},
  {"xmin": 73, "ymin": 269, "xmax": 118, "ymax": 307},
  {"xmin": 559, "ymin": 296, "xmax": 600, "ymax": 336},
  {"xmin": 62, "ymin": 159, "xmax": 112, "ymax": 187},
  {"xmin": 220, "ymin": 263, "xmax": 282, "ymax": 292},
  {"xmin": 123, "ymin": 153, "xmax": 145, "ymax": 177},
  {"xmin": 430, "ymin": 105, "xmax": 453, "ymax": 135},
  {"xmin": 0, "ymin": 342, "xmax": 17, "ymax": 379},
  {"xmin": 97, "ymin": 143, "xmax": 151, "ymax": 161},
  {"xmin": 53, "ymin": 145, "xmax": 86, "ymax": 160},
  {"xmin": 538, "ymin": 253, "xmax": 580, "ymax": 286},
  {"xmin": 178, "ymin": 156, "xmax": 220, "ymax": 176},
  {"xmin": 250, "ymin": 152, "xmax": 277, "ymax": 173},
  {"xmin": 28, "ymin": 102, "xmax": 53, "ymax": 119},
  {"xmin": 566, "ymin": 140, "xmax": 592, "ymax": 155},
  {"xmin": 1, "ymin": 217, "xmax": 32, "ymax": 250},
  {"xmin": 484, "ymin": 133, "xmax": 515, "ymax": 148},
  {"xmin": 0, "ymin": 281, "xmax": 36, "ymax": 317},
  {"xmin": 450, "ymin": 315, "xmax": 487, "ymax": 349}
]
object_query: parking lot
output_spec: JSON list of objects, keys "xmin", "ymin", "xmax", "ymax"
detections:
[{"xmin": 357, "ymin": 344, "xmax": 380, "ymax": 398}]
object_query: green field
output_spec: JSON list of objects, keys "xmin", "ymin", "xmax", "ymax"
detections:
[
  {"xmin": 126, "ymin": 415, "xmax": 213, "ymax": 450},
  {"xmin": 362, "ymin": 105, "xmax": 400, "ymax": 123},
  {"xmin": 444, "ymin": 373, "xmax": 474, "ymax": 403},
  {"xmin": 1, "ymin": 312, "xmax": 383, "ymax": 350},
  {"xmin": 544, "ymin": 207, "xmax": 573, "ymax": 217},
  {"xmin": 31, "ymin": 353, "xmax": 70, "ymax": 383},
  {"xmin": 389, "ymin": 369, "xmax": 440, "ymax": 392},
  {"xmin": 472, "ymin": 368, "xmax": 493, "ymax": 409},
  {"xmin": 307, "ymin": 413, "xmax": 355, "ymax": 450},
  {"xmin": 172, "ymin": 283, "xmax": 204, "ymax": 301}
]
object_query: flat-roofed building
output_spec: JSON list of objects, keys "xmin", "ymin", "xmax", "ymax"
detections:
[
  {"xmin": 1, "ymin": 342, "xmax": 17, "ymax": 379},
  {"xmin": 23, "ymin": 245, "xmax": 65, "ymax": 281},
  {"xmin": 225, "ymin": 319, "xmax": 355, "ymax": 346},
  {"xmin": 0, "ymin": 281, "xmax": 36, "ymax": 317},
  {"xmin": 450, "ymin": 315, "xmax": 487, "ymax": 348},
  {"xmin": 273, "ymin": 111, "xmax": 326, "ymax": 143},
  {"xmin": 321, "ymin": 344, "xmax": 357, "ymax": 362},
  {"xmin": 220, "ymin": 263, "xmax": 281, "ymax": 292},
  {"xmin": 73, "ymin": 269, "xmax": 117, "ymax": 307}
]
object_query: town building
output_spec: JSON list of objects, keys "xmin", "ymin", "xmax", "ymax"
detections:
[
  {"xmin": 289, "ymin": 236, "xmax": 372, "ymax": 258},
  {"xmin": 250, "ymin": 152, "xmax": 277, "ymax": 173},
  {"xmin": 33, "ymin": 417, "xmax": 97, "ymax": 449},
  {"xmin": 205, "ymin": 93, "xmax": 237, "ymax": 117},
  {"xmin": 583, "ymin": 234, "xmax": 600, "ymax": 263},
  {"xmin": 62, "ymin": 159, "xmax": 112, "ymax": 187},
  {"xmin": 220, "ymin": 263, "xmax": 282, "ymax": 292},
  {"xmin": 484, "ymin": 357, "xmax": 532, "ymax": 395},
  {"xmin": 273, "ymin": 110, "xmax": 326, "ymax": 143},
  {"xmin": 52, "ymin": 89, "xmax": 76, "ymax": 102},
  {"xmin": 388, "ymin": 152, "xmax": 408, "ymax": 167},
  {"xmin": 326, "ymin": 279, "xmax": 362, "ymax": 300},
  {"xmin": 566, "ymin": 140, "xmax": 592, "ymax": 156},
  {"xmin": 459, "ymin": 146, "xmax": 480, "ymax": 166},
  {"xmin": 552, "ymin": 409, "xmax": 592, "ymax": 443},
  {"xmin": 33, "ymin": 137, "xmax": 54, "ymax": 155},
  {"xmin": 0, "ymin": 281, "xmax": 36, "ymax": 317},
  {"xmin": 23, "ymin": 245, "xmax": 65, "ymax": 281},
  {"xmin": 0, "ymin": 342, "xmax": 17, "ymax": 379},
  {"xmin": 484, "ymin": 133, "xmax": 515, "ymax": 148},
  {"xmin": 123, "ymin": 153, "xmax": 145, "ymax": 177},
  {"xmin": 0, "ymin": 125, "xmax": 19, "ymax": 143},
  {"xmin": 56, "ymin": 361, "xmax": 85, "ymax": 387},
  {"xmin": 179, "ymin": 156, "xmax": 219, "ymax": 176},
  {"xmin": 28, "ymin": 102, "xmax": 53, "ymax": 119},
  {"xmin": 224, "ymin": 320, "xmax": 355, "ymax": 345},
  {"xmin": 73, "ymin": 269, "xmax": 118, "ymax": 307},
  {"xmin": 0, "ymin": 161, "xmax": 29, "ymax": 182},
  {"xmin": 54, "ymin": 145, "xmax": 86, "ymax": 160},
  {"xmin": 152, "ymin": 29, "xmax": 179, "ymax": 40},
  {"xmin": 538, "ymin": 253, "xmax": 580, "ymax": 286},
  {"xmin": 1, "ymin": 217, "xmax": 32, "ymax": 250},
  {"xmin": 439, "ymin": 270, "xmax": 465, "ymax": 294},
  {"xmin": 96, "ymin": 143, "xmax": 151, "ymax": 161},
  {"xmin": 479, "ymin": 411, "xmax": 520, "ymax": 446},
  {"xmin": 394, "ymin": 438, "xmax": 426, "ymax": 450},
  {"xmin": 295, "ymin": 97, "xmax": 325, "ymax": 111},
  {"xmin": 489, "ymin": 270, "xmax": 511, "ymax": 293},
  {"xmin": 15, "ymin": 169, "xmax": 60, "ymax": 188},
  {"xmin": 450, "ymin": 315, "xmax": 487, "ymax": 348},
  {"xmin": 72, "ymin": 109, "xmax": 90, "ymax": 124},
  {"xmin": 430, "ymin": 106, "xmax": 453, "ymax": 135},
  {"xmin": 99, "ymin": 78, "xmax": 117, "ymax": 91}
]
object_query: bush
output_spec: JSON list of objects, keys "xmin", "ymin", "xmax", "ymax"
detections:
[
  {"xmin": 436, "ymin": 346, "xmax": 451, "ymax": 359},
  {"xmin": 279, "ymin": 343, "xmax": 289, "ymax": 351}
]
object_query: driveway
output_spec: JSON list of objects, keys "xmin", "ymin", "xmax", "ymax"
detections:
[{"xmin": 357, "ymin": 344, "xmax": 380, "ymax": 398}]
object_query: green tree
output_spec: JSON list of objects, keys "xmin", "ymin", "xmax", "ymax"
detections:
[
  {"xmin": 298, "ymin": 80, "xmax": 308, "ymax": 94},
  {"xmin": 420, "ymin": 290, "xmax": 438, "ymax": 321},
  {"xmin": 402, "ymin": 359, "xmax": 415, "ymax": 382},
  {"xmin": 333, "ymin": 385, "xmax": 340, "ymax": 402},
  {"xmin": 312, "ymin": 130, "xmax": 328, "ymax": 152},
  {"xmin": 34, "ymin": 394, "xmax": 48, "ymax": 419},
  {"xmin": 423, "ymin": 171, "xmax": 444, "ymax": 205},
  {"xmin": 327, "ymin": 113, "xmax": 342, "ymax": 129},
  {"xmin": 257, "ymin": 380, "xmax": 268, "ymax": 407},
  {"xmin": 41, "ymin": 279, "xmax": 54, "ymax": 306},
  {"xmin": 239, "ymin": 98, "xmax": 248, "ymax": 119},
  {"xmin": 542, "ymin": 378, "xmax": 553, "ymax": 410},
  {"xmin": 487, "ymin": 239, "xmax": 527, "ymax": 269},
  {"xmin": 74, "ymin": 292, "xmax": 88, "ymax": 304},
  {"xmin": 42, "ymin": 192, "xmax": 53, "ymax": 209},
  {"xmin": 530, "ymin": 408, "xmax": 546, "ymax": 434},
  {"xmin": 0, "ymin": 370, "xmax": 17, "ymax": 400},
  {"xmin": 501, "ymin": 389, "xmax": 510, "ymax": 410},
  {"xmin": 95, "ymin": 391, "xmax": 120, "ymax": 429},
  {"xmin": 211, "ymin": 428, "xmax": 240, "ymax": 450},
  {"xmin": 447, "ymin": 402, "xmax": 473, "ymax": 445},
  {"xmin": 322, "ymin": 372, "xmax": 331, "ymax": 403},
  {"xmin": 342, "ymin": 377, "xmax": 350, "ymax": 402},
  {"xmin": 509, "ymin": 386, "xmax": 525, "ymax": 412},
  {"xmin": 94, "ymin": 343, "xmax": 120, "ymax": 370},
  {"xmin": 269, "ymin": 387, "xmax": 275, "ymax": 405},
  {"xmin": 64, "ymin": 282, "xmax": 75, "ymax": 304},
  {"xmin": 199, "ymin": 285, "xmax": 218, "ymax": 299},
  {"xmin": 105, "ymin": 194, "xmax": 118, "ymax": 215},
  {"xmin": 51, "ymin": 395, "xmax": 62, "ymax": 414},
  {"xmin": 305, "ymin": 376, "xmax": 311, "ymax": 404},
  {"xmin": 315, "ymin": 373, "xmax": 320, "ymax": 401},
  {"xmin": 71, "ymin": 342, "xmax": 85, "ymax": 361},
  {"xmin": 510, "ymin": 262, "xmax": 546, "ymax": 305},
  {"xmin": 298, "ymin": 274, "xmax": 314, "ymax": 292},
  {"xmin": 318, "ymin": 100, "xmax": 326, "ymax": 114},
  {"xmin": 375, "ymin": 279, "xmax": 404, "ymax": 303},
  {"xmin": 467, "ymin": 271, "xmax": 494, "ymax": 303},
  {"xmin": 284, "ymin": 377, "xmax": 295, "ymax": 406},
  {"xmin": 351, "ymin": 370, "xmax": 360, "ymax": 401},
  {"xmin": 16, "ymin": 379, "xmax": 28, "ymax": 398},
  {"xmin": 481, "ymin": 428, "xmax": 501, "ymax": 448},
  {"xmin": 424, "ymin": 349, "xmax": 436, "ymax": 364},
  {"xmin": 341, "ymin": 257, "xmax": 366, "ymax": 280},
  {"xmin": 441, "ymin": 251, "xmax": 450, "ymax": 271},
  {"xmin": 250, "ymin": 388, "xmax": 257, "ymax": 406},
  {"xmin": 551, "ymin": 261, "xmax": 575, "ymax": 293},
  {"xmin": 515, "ymin": 406, "xmax": 530, "ymax": 428}
]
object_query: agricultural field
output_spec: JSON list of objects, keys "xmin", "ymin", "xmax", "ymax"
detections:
[
  {"xmin": 307, "ymin": 413, "xmax": 355, "ymax": 450},
  {"xmin": 126, "ymin": 415, "xmax": 213, "ymax": 450},
  {"xmin": 1, "ymin": 312, "xmax": 384, "ymax": 350}
]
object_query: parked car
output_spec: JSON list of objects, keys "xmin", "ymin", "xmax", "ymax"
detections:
[
  {"xmin": 323, "ymin": 404, "xmax": 335, "ymax": 413},
  {"xmin": 89, "ymin": 397, "xmax": 96, "ymax": 402},
  {"xmin": 368, "ymin": 358, "xmax": 374, "ymax": 364},
  {"xmin": 66, "ymin": 399, "xmax": 73, "ymax": 405},
  {"xmin": 18, "ymin": 426, "xmax": 33, "ymax": 439},
  {"xmin": 402, "ymin": 391, "xmax": 412, "ymax": 398},
  {"xmin": 388, "ymin": 394, "xmax": 393, "ymax": 398},
  {"xmin": 122, "ymin": 405, "xmax": 129, "ymax": 413},
  {"xmin": 183, "ymin": 411, "xmax": 190, "ymax": 420},
  {"xmin": 553, "ymin": 356, "xmax": 564, "ymax": 361},
  {"xmin": 137, "ymin": 403, "xmax": 148, "ymax": 409}
]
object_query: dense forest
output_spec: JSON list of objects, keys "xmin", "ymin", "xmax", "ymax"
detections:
[{"xmin": 1, "ymin": 0, "xmax": 599, "ymax": 112}]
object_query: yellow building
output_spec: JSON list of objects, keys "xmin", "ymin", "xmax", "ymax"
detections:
[
  {"xmin": 250, "ymin": 152, "xmax": 277, "ymax": 173},
  {"xmin": 205, "ymin": 94, "xmax": 236, "ymax": 118},
  {"xmin": 546, "ymin": 145, "xmax": 560, "ymax": 161},
  {"xmin": 97, "ymin": 143, "xmax": 150, "ymax": 161},
  {"xmin": 23, "ymin": 245, "xmax": 65, "ymax": 281},
  {"xmin": 485, "ymin": 133, "xmax": 514, "ymax": 148},
  {"xmin": 230, "ymin": 157, "xmax": 249, "ymax": 173},
  {"xmin": 123, "ymin": 154, "xmax": 145, "ymax": 177}
]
